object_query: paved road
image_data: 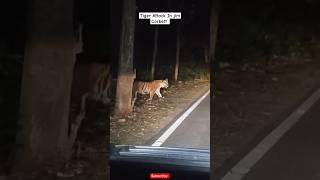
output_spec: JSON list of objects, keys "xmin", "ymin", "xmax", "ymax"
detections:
[
  {"xmin": 161, "ymin": 94, "xmax": 210, "ymax": 149},
  {"xmin": 240, "ymin": 99, "xmax": 320, "ymax": 180}
]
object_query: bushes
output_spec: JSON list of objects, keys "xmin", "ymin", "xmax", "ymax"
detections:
[
  {"xmin": 178, "ymin": 62, "xmax": 210, "ymax": 81},
  {"xmin": 135, "ymin": 61, "xmax": 210, "ymax": 82}
]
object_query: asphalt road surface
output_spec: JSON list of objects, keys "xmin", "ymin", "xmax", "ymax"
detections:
[
  {"xmin": 241, "ymin": 99, "xmax": 320, "ymax": 180},
  {"xmin": 161, "ymin": 94, "xmax": 210, "ymax": 149}
]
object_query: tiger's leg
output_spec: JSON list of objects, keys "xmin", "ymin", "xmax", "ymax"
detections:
[
  {"xmin": 155, "ymin": 89, "xmax": 163, "ymax": 98},
  {"xmin": 155, "ymin": 89, "xmax": 165, "ymax": 101},
  {"xmin": 148, "ymin": 91, "xmax": 155, "ymax": 101}
]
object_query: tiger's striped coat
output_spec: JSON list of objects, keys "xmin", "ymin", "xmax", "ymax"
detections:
[{"xmin": 132, "ymin": 78, "xmax": 169, "ymax": 106}]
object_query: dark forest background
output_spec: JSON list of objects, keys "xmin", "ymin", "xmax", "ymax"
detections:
[
  {"xmin": 0, "ymin": 0, "xmax": 320, "ymax": 176},
  {"xmin": 215, "ymin": 0, "xmax": 320, "ymax": 68},
  {"xmin": 111, "ymin": 0, "xmax": 211, "ymax": 81}
]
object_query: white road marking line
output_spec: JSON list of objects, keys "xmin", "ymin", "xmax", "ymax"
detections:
[
  {"xmin": 221, "ymin": 88, "xmax": 320, "ymax": 180},
  {"xmin": 151, "ymin": 90, "xmax": 210, "ymax": 147}
]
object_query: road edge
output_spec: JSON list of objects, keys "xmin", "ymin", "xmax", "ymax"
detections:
[
  {"xmin": 220, "ymin": 87, "xmax": 320, "ymax": 180},
  {"xmin": 151, "ymin": 89, "xmax": 210, "ymax": 147}
]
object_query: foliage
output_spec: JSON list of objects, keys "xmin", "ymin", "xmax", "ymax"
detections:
[
  {"xmin": 215, "ymin": 0, "xmax": 320, "ymax": 65},
  {"xmin": 135, "ymin": 61, "xmax": 209, "ymax": 82},
  {"xmin": 178, "ymin": 62, "xmax": 210, "ymax": 81}
]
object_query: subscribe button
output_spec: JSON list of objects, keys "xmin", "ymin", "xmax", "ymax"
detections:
[{"xmin": 150, "ymin": 172, "xmax": 171, "ymax": 179}]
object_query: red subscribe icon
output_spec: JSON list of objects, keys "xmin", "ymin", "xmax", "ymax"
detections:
[{"xmin": 150, "ymin": 172, "xmax": 171, "ymax": 179}]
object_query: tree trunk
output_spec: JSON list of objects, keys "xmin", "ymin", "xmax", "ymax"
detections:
[
  {"xmin": 13, "ymin": 0, "xmax": 76, "ymax": 174},
  {"xmin": 174, "ymin": 21, "xmax": 182, "ymax": 82},
  {"xmin": 114, "ymin": 0, "xmax": 136, "ymax": 116},
  {"xmin": 204, "ymin": 46, "xmax": 209, "ymax": 64},
  {"xmin": 209, "ymin": 0, "xmax": 220, "ymax": 63},
  {"xmin": 150, "ymin": 26, "xmax": 159, "ymax": 80},
  {"xmin": 210, "ymin": 1, "xmax": 220, "ymax": 179}
]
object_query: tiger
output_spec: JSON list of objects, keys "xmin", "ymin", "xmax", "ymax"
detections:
[{"xmin": 132, "ymin": 78, "xmax": 169, "ymax": 106}]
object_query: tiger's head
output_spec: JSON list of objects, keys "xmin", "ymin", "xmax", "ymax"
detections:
[{"xmin": 161, "ymin": 78, "xmax": 169, "ymax": 88}]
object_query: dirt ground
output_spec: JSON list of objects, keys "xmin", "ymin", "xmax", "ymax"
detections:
[
  {"xmin": 110, "ymin": 80, "xmax": 210, "ymax": 145},
  {"xmin": 212, "ymin": 57, "xmax": 320, "ymax": 170}
]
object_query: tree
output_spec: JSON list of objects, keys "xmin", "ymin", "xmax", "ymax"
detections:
[
  {"xmin": 204, "ymin": 46, "xmax": 209, "ymax": 64},
  {"xmin": 114, "ymin": 0, "xmax": 137, "ymax": 115},
  {"xmin": 150, "ymin": 0, "xmax": 162, "ymax": 80},
  {"xmin": 173, "ymin": 0, "xmax": 184, "ymax": 82},
  {"xmin": 210, "ymin": 1, "xmax": 220, "ymax": 178},
  {"xmin": 174, "ymin": 20, "xmax": 182, "ymax": 82},
  {"xmin": 209, "ymin": 0, "xmax": 220, "ymax": 63},
  {"xmin": 150, "ymin": 26, "xmax": 159, "ymax": 80},
  {"xmin": 13, "ymin": 0, "xmax": 77, "ymax": 174}
]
